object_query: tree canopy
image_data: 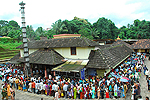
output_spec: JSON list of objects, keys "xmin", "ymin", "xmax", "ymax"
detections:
[{"xmin": 0, "ymin": 17, "xmax": 150, "ymax": 41}]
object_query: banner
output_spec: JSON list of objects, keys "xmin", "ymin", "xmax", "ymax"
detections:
[{"xmin": 81, "ymin": 68, "xmax": 85, "ymax": 80}]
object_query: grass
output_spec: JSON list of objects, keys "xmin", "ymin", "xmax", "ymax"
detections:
[
  {"xmin": 0, "ymin": 53, "xmax": 19, "ymax": 58},
  {"xmin": 0, "ymin": 42, "xmax": 22, "ymax": 50},
  {"xmin": 0, "ymin": 56, "xmax": 15, "ymax": 60},
  {"xmin": 0, "ymin": 50, "xmax": 19, "ymax": 55},
  {"xmin": 0, "ymin": 42, "xmax": 22, "ymax": 60}
]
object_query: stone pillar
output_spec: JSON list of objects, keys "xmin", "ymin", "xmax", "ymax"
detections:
[{"xmin": 19, "ymin": 1, "xmax": 30, "ymax": 76}]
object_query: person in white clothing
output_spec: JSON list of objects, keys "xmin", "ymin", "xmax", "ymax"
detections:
[
  {"xmin": 107, "ymin": 79, "xmax": 110, "ymax": 86},
  {"xmin": 54, "ymin": 83, "xmax": 59, "ymax": 100},
  {"xmin": 114, "ymin": 83, "xmax": 118, "ymax": 99},
  {"xmin": 145, "ymin": 69, "xmax": 149, "ymax": 80},
  {"xmin": 28, "ymin": 82, "xmax": 32, "ymax": 92},
  {"xmin": 55, "ymin": 84, "xmax": 59, "ymax": 92},
  {"xmin": 35, "ymin": 81, "xmax": 38, "ymax": 93},
  {"xmin": 54, "ymin": 91, "xmax": 59, "ymax": 100},
  {"xmin": 39, "ymin": 82, "xmax": 43, "ymax": 94}
]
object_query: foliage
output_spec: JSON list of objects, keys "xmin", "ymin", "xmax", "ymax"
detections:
[
  {"xmin": 52, "ymin": 17, "xmax": 93, "ymax": 39},
  {"xmin": 93, "ymin": 17, "xmax": 119, "ymax": 39},
  {"xmin": 0, "ymin": 38, "xmax": 19, "ymax": 43},
  {"xmin": 26, "ymin": 25, "xmax": 35, "ymax": 40},
  {"xmin": 118, "ymin": 19, "xmax": 150, "ymax": 39},
  {"xmin": 0, "ymin": 17, "xmax": 150, "ymax": 40},
  {"xmin": 0, "ymin": 41, "xmax": 22, "ymax": 50}
]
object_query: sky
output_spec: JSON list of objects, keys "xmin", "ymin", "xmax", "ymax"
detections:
[{"xmin": 0, "ymin": 0, "xmax": 150, "ymax": 30}]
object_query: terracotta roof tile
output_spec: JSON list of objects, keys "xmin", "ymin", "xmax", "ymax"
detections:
[
  {"xmin": 11, "ymin": 49, "xmax": 65, "ymax": 65},
  {"xmin": 17, "ymin": 37, "xmax": 99, "ymax": 49},
  {"xmin": 131, "ymin": 39, "xmax": 150, "ymax": 49},
  {"xmin": 112, "ymin": 40, "xmax": 131, "ymax": 49},
  {"xmin": 87, "ymin": 44, "xmax": 132, "ymax": 69}
]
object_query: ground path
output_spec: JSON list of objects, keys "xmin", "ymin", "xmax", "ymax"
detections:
[
  {"xmin": 139, "ymin": 57, "xmax": 150, "ymax": 99},
  {"xmin": 0, "ymin": 87, "xmax": 126, "ymax": 100}
]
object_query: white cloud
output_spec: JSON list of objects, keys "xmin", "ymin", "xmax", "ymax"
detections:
[{"xmin": 0, "ymin": 0, "xmax": 150, "ymax": 30}]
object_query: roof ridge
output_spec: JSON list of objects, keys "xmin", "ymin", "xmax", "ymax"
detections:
[
  {"xmin": 100, "ymin": 44, "xmax": 124, "ymax": 50},
  {"xmin": 82, "ymin": 37, "xmax": 90, "ymax": 46}
]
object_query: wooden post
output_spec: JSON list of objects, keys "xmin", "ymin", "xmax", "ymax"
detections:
[{"xmin": 45, "ymin": 66, "xmax": 47, "ymax": 78}]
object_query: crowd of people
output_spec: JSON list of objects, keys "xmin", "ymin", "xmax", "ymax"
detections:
[{"xmin": 0, "ymin": 52, "xmax": 149, "ymax": 100}]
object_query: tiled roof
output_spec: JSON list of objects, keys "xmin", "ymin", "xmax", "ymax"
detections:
[
  {"xmin": 112, "ymin": 40, "xmax": 131, "ymax": 49},
  {"xmin": 17, "ymin": 37, "xmax": 99, "ymax": 49},
  {"xmin": 11, "ymin": 49, "xmax": 65, "ymax": 65},
  {"xmin": 87, "ymin": 44, "xmax": 132, "ymax": 69},
  {"xmin": 10, "ymin": 53, "xmax": 21, "ymax": 63},
  {"xmin": 52, "ymin": 62, "xmax": 84, "ymax": 72},
  {"xmin": 98, "ymin": 40, "xmax": 131, "ymax": 50},
  {"xmin": 131, "ymin": 39, "xmax": 150, "ymax": 49},
  {"xmin": 99, "ymin": 44, "xmax": 113, "ymax": 49}
]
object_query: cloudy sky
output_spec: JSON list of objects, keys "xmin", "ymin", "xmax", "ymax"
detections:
[{"xmin": 0, "ymin": 0, "xmax": 150, "ymax": 30}]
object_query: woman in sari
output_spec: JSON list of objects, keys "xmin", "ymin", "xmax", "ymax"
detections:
[
  {"xmin": 80, "ymin": 84, "xmax": 84, "ymax": 99},
  {"xmin": 71, "ymin": 84, "xmax": 74, "ymax": 99},
  {"xmin": 18, "ymin": 80, "xmax": 21, "ymax": 90},
  {"xmin": 20, "ymin": 80, "xmax": 23, "ymax": 91},
  {"xmin": 73, "ymin": 85, "xmax": 77, "ymax": 99},
  {"xmin": 47, "ymin": 83, "xmax": 50, "ymax": 96},
  {"xmin": 92, "ymin": 85, "xmax": 95, "ymax": 99},
  {"xmin": 10, "ymin": 86, "xmax": 15, "ymax": 100},
  {"xmin": 97, "ymin": 86, "xmax": 100, "ymax": 99},
  {"xmin": 84, "ymin": 85, "xmax": 87, "ymax": 99},
  {"xmin": 86, "ymin": 85, "xmax": 90, "ymax": 99},
  {"xmin": 105, "ymin": 87, "xmax": 109, "ymax": 98},
  {"xmin": 49, "ymin": 83, "xmax": 52, "ymax": 96},
  {"xmin": 23, "ymin": 81, "xmax": 27, "ymax": 91},
  {"xmin": 45, "ymin": 83, "xmax": 48, "ymax": 95},
  {"xmin": 60, "ymin": 84, "xmax": 64, "ymax": 98},
  {"xmin": 7, "ymin": 83, "xmax": 11, "ymax": 97},
  {"xmin": 124, "ymin": 83, "xmax": 128, "ymax": 98},
  {"xmin": 121, "ymin": 85, "xmax": 125, "ymax": 98}
]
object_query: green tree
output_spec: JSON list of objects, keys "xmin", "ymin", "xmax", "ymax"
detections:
[
  {"xmin": 35, "ymin": 27, "xmax": 46, "ymax": 40},
  {"xmin": 0, "ymin": 26, "xmax": 11, "ymax": 36},
  {"xmin": 8, "ymin": 20, "xmax": 20, "ymax": 28},
  {"xmin": 51, "ymin": 19, "xmax": 65, "ymax": 34},
  {"xmin": 0, "ymin": 20, "xmax": 8, "ymax": 27},
  {"xmin": 93, "ymin": 17, "xmax": 118, "ymax": 39},
  {"xmin": 46, "ymin": 29, "xmax": 56, "ymax": 39},
  {"xmin": 26, "ymin": 25, "xmax": 35, "ymax": 40},
  {"xmin": 119, "ymin": 19, "xmax": 150, "ymax": 39}
]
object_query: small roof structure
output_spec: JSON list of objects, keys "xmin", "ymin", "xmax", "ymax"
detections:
[
  {"xmin": 99, "ymin": 44, "xmax": 113, "ymax": 49},
  {"xmin": 52, "ymin": 60, "xmax": 87, "ymax": 72},
  {"xmin": 11, "ymin": 49, "xmax": 65, "ymax": 65},
  {"xmin": 52, "ymin": 63, "xmax": 84, "ymax": 72},
  {"xmin": 17, "ymin": 37, "xmax": 99, "ymax": 49},
  {"xmin": 53, "ymin": 34, "xmax": 81, "ymax": 39},
  {"xmin": 112, "ymin": 40, "xmax": 132, "ymax": 49},
  {"xmin": 131, "ymin": 39, "xmax": 150, "ymax": 49},
  {"xmin": 87, "ymin": 44, "xmax": 132, "ymax": 69}
]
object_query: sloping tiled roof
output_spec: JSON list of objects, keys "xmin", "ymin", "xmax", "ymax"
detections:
[
  {"xmin": 11, "ymin": 49, "xmax": 65, "ymax": 65},
  {"xmin": 131, "ymin": 39, "xmax": 150, "ymax": 49},
  {"xmin": 10, "ymin": 53, "xmax": 21, "ymax": 64},
  {"xmin": 87, "ymin": 44, "xmax": 133, "ymax": 69},
  {"xmin": 99, "ymin": 44, "xmax": 113, "ymax": 49},
  {"xmin": 52, "ymin": 62, "xmax": 84, "ymax": 72},
  {"xmin": 17, "ymin": 37, "xmax": 99, "ymax": 49},
  {"xmin": 112, "ymin": 40, "xmax": 131, "ymax": 48}
]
